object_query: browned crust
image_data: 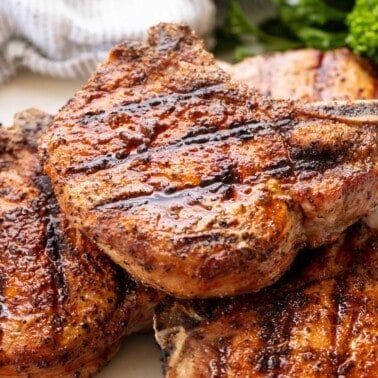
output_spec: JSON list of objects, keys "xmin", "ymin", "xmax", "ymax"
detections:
[
  {"xmin": 0, "ymin": 110, "xmax": 161, "ymax": 376},
  {"xmin": 41, "ymin": 24, "xmax": 378, "ymax": 298},
  {"xmin": 155, "ymin": 224, "xmax": 378, "ymax": 377}
]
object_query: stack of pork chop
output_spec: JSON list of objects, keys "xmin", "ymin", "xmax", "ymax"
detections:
[{"xmin": 1, "ymin": 24, "xmax": 377, "ymax": 377}]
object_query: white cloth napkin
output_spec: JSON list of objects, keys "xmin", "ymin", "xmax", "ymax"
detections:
[{"xmin": 0, "ymin": 0, "xmax": 216, "ymax": 83}]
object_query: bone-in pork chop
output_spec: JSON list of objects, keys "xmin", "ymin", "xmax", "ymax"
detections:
[
  {"xmin": 0, "ymin": 109, "xmax": 161, "ymax": 377},
  {"xmin": 154, "ymin": 223, "xmax": 378, "ymax": 377},
  {"xmin": 228, "ymin": 48, "xmax": 377, "ymax": 101},
  {"xmin": 41, "ymin": 23, "xmax": 378, "ymax": 298}
]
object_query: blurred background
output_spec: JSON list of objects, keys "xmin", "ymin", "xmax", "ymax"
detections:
[
  {"xmin": 0, "ymin": 0, "xmax": 274, "ymax": 124},
  {"xmin": 1, "ymin": 0, "xmax": 369, "ymax": 124}
]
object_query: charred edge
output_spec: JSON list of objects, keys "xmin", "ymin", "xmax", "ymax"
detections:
[
  {"xmin": 154, "ymin": 298, "xmax": 176, "ymax": 331},
  {"xmin": 19, "ymin": 114, "xmax": 54, "ymax": 150},
  {"xmin": 277, "ymin": 246, "xmax": 321, "ymax": 286},
  {"xmin": 28, "ymin": 184, "xmax": 68, "ymax": 349},
  {"xmin": 34, "ymin": 175, "xmax": 55, "ymax": 198},
  {"xmin": 190, "ymin": 297, "xmax": 236, "ymax": 321},
  {"xmin": 149, "ymin": 23, "xmax": 197, "ymax": 52}
]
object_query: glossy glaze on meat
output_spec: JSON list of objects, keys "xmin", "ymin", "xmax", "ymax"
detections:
[
  {"xmin": 228, "ymin": 48, "xmax": 377, "ymax": 101},
  {"xmin": 154, "ymin": 223, "xmax": 378, "ymax": 378},
  {"xmin": 0, "ymin": 109, "xmax": 161, "ymax": 377},
  {"xmin": 41, "ymin": 23, "xmax": 378, "ymax": 298}
]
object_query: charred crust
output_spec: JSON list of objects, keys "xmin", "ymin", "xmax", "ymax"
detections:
[
  {"xmin": 41, "ymin": 22, "xmax": 378, "ymax": 301},
  {"xmin": 0, "ymin": 112, "xmax": 151, "ymax": 375}
]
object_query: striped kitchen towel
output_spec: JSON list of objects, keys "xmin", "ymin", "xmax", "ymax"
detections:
[{"xmin": 0, "ymin": 0, "xmax": 215, "ymax": 83}]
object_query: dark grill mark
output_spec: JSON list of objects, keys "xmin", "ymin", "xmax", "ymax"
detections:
[
  {"xmin": 43, "ymin": 212, "xmax": 69, "ymax": 312},
  {"xmin": 63, "ymin": 78, "xmax": 275, "ymax": 176},
  {"xmin": 66, "ymin": 153, "xmax": 121, "ymax": 174},
  {"xmin": 181, "ymin": 125, "xmax": 219, "ymax": 139},
  {"xmin": 200, "ymin": 165, "xmax": 236, "ymax": 187},
  {"xmin": 94, "ymin": 183, "xmax": 231, "ymax": 211},
  {"xmin": 177, "ymin": 121, "xmax": 274, "ymax": 147},
  {"xmin": 263, "ymin": 159, "xmax": 293, "ymax": 178},
  {"xmin": 98, "ymin": 83, "xmax": 227, "ymax": 120},
  {"xmin": 274, "ymin": 122, "xmax": 359, "ymax": 179},
  {"xmin": 314, "ymin": 50, "xmax": 326, "ymax": 101},
  {"xmin": 292, "ymin": 152, "xmax": 341, "ymax": 172},
  {"xmin": 36, "ymin": 176, "xmax": 70, "ymax": 316}
]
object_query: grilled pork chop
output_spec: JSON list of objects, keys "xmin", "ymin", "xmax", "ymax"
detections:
[
  {"xmin": 41, "ymin": 23, "xmax": 378, "ymax": 298},
  {"xmin": 0, "ymin": 109, "xmax": 161, "ymax": 377},
  {"xmin": 227, "ymin": 48, "xmax": 377, "ymax": 101},
  {"xmin": 155, "ymin": 223, "xmax": 378, "ymax": 377},
  {"xmin": 154, "ymin": 47, "xmax": 378, "ymax": 378}
]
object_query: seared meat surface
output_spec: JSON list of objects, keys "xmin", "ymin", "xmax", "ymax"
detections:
[
  {"xmin": 154, "ymin": 48, "xmax": 378, "ymax": 377},
  {"xmin": 41, "ymin": 23, "xmax": 378, "ymax": 298},
  {"xmin": 228, "ymin": 48, "xmax": 377, "ymax": 101},
  {"xmin": 154, "ymin": 223, "xmax": 378, "ymax": 377},
  {"xmin": 0, "ymin": 109, "xmax": 161, "ymax": 377}
]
